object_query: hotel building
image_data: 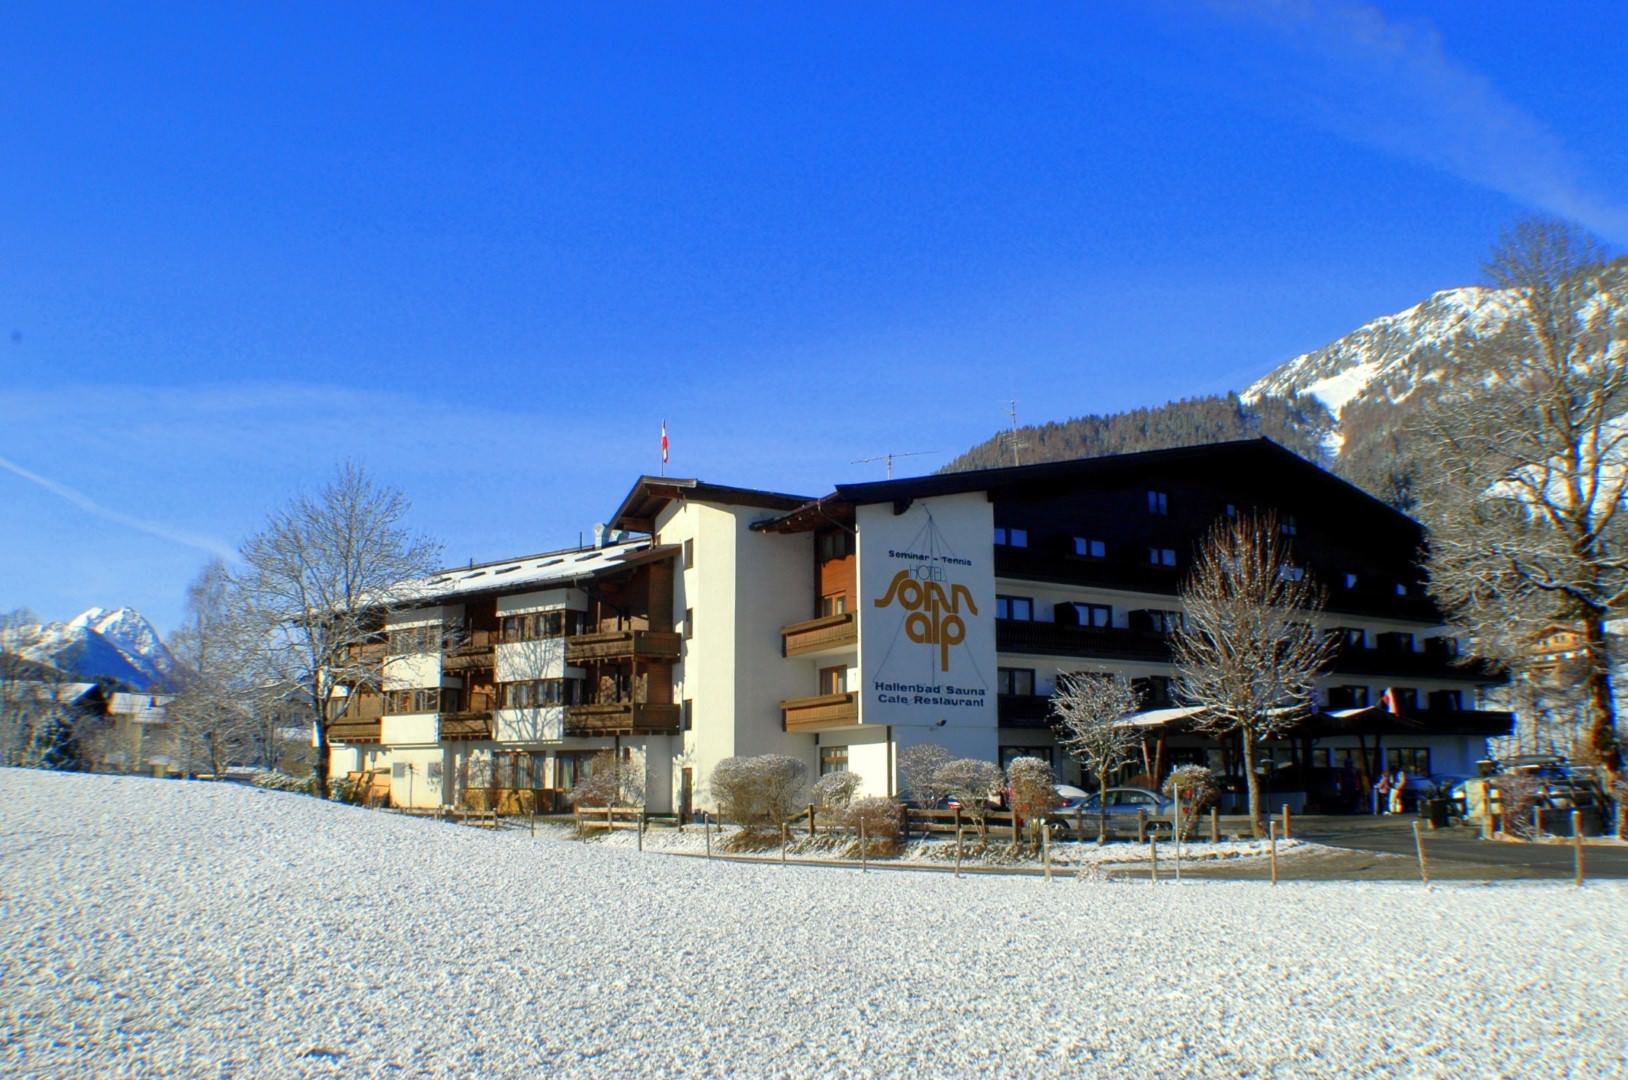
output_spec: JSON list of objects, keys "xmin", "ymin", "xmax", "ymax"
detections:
[{"xmin": 327, "ymin": 439, "xmax": 1509, "ymax": 813}]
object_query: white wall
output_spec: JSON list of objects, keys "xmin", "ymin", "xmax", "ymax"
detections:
[{"xmin": 856, "ymin": 493, "xmax": 998, "ymax": 789}]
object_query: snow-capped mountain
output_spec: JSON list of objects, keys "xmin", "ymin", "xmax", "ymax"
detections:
[
  {"xmin": 3, "ymin": 607, "xmax": 177, "ymax": 691},
  {"xmin": 1242, "ymin": 285, "xmax": 1516, "ymax": 454}
]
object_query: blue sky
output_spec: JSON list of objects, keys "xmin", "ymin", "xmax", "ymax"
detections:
[{"xmin": 4, "ymin": 1, "xmax": 1626, "ymax": 635}]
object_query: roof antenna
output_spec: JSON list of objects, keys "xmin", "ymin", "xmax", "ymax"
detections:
[
  {"xmin": 1004, "ymin": 400, "xmax": 1027, "ymax": 466},
  {"xmin": 852, "ymin": 450, "xmax": 938, "ymax": 479}
]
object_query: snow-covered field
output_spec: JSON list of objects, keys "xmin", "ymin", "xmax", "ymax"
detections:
[{"xmin": 4, "ymin": 770, "xmax": 1626, "ymax": 1078}]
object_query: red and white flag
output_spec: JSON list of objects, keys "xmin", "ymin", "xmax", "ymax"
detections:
[
  {"xmin": 1380, "ymin": 687, "xmax": 1398, "ymax": 714},
  {"xmin": 661, "ymin": 420, "xmax": 669, "ymax": 465}
]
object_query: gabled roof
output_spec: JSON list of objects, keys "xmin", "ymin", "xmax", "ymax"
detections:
[
  {"xmin": 756, "ymin": 439, "xmax": 1421, "ymax": 535},
  {"xmin": 396, "ymin": 539, "xmax": 677, "ymax": 605},
  {"xmin": 609, "ymin": 476, "xmax": 813, "ymax": 534}
]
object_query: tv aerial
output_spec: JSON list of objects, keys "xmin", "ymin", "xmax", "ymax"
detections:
[{"xmin": 852, "ymin": 450, "xmax": 939, "ymax": 479}]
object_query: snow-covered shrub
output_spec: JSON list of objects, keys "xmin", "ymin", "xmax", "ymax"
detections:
[
  {"xmin": 897, "ymin": 743, "xmax": 952, "ymax": 807},
  {"xmin": 710, "ymin": 755, "xmax": 809, "ymax": 831},
  {"xmin": 932, "ymin": 758, "xmax": 1003, "ymax": 835},
  {"xmin": 844, "ymin": 796, "xmax": 903, "ymax": 856},
  {"xmin": 1006, "ymin": 756, "xmax": 1058, "ymax": 827},
  {"xmin": 570, "ymin": 750, "xmax": 646, "ymax": 809},
  {"xmin": 250, "ymin": 770, "xmax": 310, "ymax": 793},
  {"xmin": 1162, "ymin": 765, "xmax": 1219, "ymax": 841},
  {"xmin": 812, "ymin": 770, "xmax": 861, "ymax": 813}
]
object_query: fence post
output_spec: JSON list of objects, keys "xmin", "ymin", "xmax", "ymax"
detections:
[
  {"xmin": 955, "ymin": 825, "xmax": 963, "ymax": 878},
  {"xmin": 1075, "ymin": 805, "xmax": 1084, "ymax": 841},
  {"xmin": 573, "ymin": 807, "xmax": 581, "ymax": 838},
  {"xmin": 1209, "ymin": 806, "xmax": 1220, "ymax": 844},
  {"xmin": 808, "ymin": 803, "xmax": 816, "ymax": 839},
  {"xmin": 1149, "ymin": 833, "xmax": 1158, "ymax": 883},
  {"xmin": 1269, "ymin": 820, "xmax": 1279, "ymax": 886},
  {"xmin": 1533, "ymin": 806, "xmax": 1543, "ymax": 841},
  {"xmin": 1411, "ymin": 819, "xmax": 1429, "ymax": 885},
  {"xmin": 781, "ymin": 822, "xmax": 788, "ymax": 866},
  {"xmin": 1281, "ymin": 804, "xmax": 1292, "ymax": 840},
  {"xmin": 1572, "ymin": 809, "xmax": 1585, "ymax": 888},
  {"xmin": 1043, "ymin": 820, "xmax": 1052, "ymax": 882},
  {"xmin": 530, "ymin": 806, "xmax": 536, "ymax": 837},
  {"xmin": 859, "ymin": 818, "xmax": 868, "ymax": 872},
  {"xmin": 705, "ymin": 814, "xmax": 712, "ymax": 860},
  {"xmin": 1011, "ymin": 811, "xmax": 1020, "ymax": 846},
  {"xmin": 637, "ymin": 809, "xmax": 645, "ymax": 852},
  {"xmin": 1137, "ymin": 808, "xmax": 1147, "ymax": 844}
]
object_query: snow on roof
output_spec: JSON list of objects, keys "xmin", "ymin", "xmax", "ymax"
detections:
[
  {"xmin": 397, "ymin": 539, "xmax": 661, "ymax": 604},
  {"xmin": 1119, "ymin": 705, "xmax": 1207, "ymax": 728},
  {"xmin": 107, "ymin": 693, "xmax": 173, "ymax": 723}
]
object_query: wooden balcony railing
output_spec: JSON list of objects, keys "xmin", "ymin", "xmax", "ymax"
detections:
[
  {"xmin": 327, "ymin": 718, "xmax": 382, "ymax": 744},
  {"xmin": 565, "ymin": 630, "xmax": 683, "ymax": 665},
  {"xmin": 439, "ymin": 710, "xmax": 494, "ymax": 741},
  {"xmin": 781, "ymin": 612, "xmax": 857, "ymax": 657},
  {"xmin": 781, "ymin": 691, "xmax": 859, "ymax": 732},
  {"xmin": 564, "ymin": 702, "xmax": 682, "ymax": 737},
  {"xmin": 443, "ymin": 631, "xmax": 497, "ymax": 672}
]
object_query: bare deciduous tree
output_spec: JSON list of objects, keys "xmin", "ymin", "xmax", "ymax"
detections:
[
  {"xmin": 236, "ymin": 463, "xmax": 441, "ymax": 799},
  {"xmin": 1416, "ymin": 218, "xmax": 1627, "ymax": 775},
  {"xmin": 167, "ymin": 559, "xmax": 261, "ymax": 776},
  {"xmin": 1050, "ymin": 672, "xmax": 1141, "ymax": 842},
  {"xmin": 1172, "ymin": 512, "xmax": 1336, "ymax": 837}
]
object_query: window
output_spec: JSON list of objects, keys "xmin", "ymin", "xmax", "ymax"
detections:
[
  {"xmin": 1148, "ymin": 547, "xmax": 1177, "ymax": 567},
  {"xmin": 1343, "ymin": 627, "xmax": 1367, "ymax": 649},
  {"xmin": 1343, "ymin": 572, "xmax": 1359, "ymax": 590},
  {"xmin": 1328, "ymin": 685, "xmax": 1370, "ymax": 708},
  {"xmin": 500, "ymin": 610, "xmax": 584, "ymax": 642},
  {"xmin": 682, "ymin": 699, "xmax": 693, "ymax": 731},
  {"xmin": 1143, "ymin": 610, "xmax": 1181, "ymax": 633},
  {"xmin": 819, "ymin": 666, "xmax": 848, "ymax": 695},
  {"xmin": 820, "ymin": 593, "xmax": 848, "ymax": 616},
  {"xmin": 1147, "ymin": 490, "xmax": 1168, "ymax": 515},
  {"xmin": 1224, "ymin": 503, "xmax": 1237, "ymax": 519},
  {"xmin": 1073, "ymin": 537, "xmax": 1106, "ymax": 559},
  {"xmin": 1132, "ymin": 675, "xmax": 1173, "ymax": 708},
  {"xmin": 499, "ymin": 679, "xmax": 584, "ymax": 709},
  {"xmin": 1394, "ymin": 582, "xmax": 1409, "ymax": 597},
  {"xmin": 391, "ymin": 762, "xmax": 407, "ymax": 779},
  {"xmin": 1278, "ymin": 565, "xmax": 1305, "ymax": 582},
  {"xmin": 384, "ymin": 688, "xmax": 443, "ymax": 714},
  {"xmin": 819, "ymin": 746, "xmax": 848, "ymax": 775},
  {"xmin": 997, "ymin": 668, "xmax": 1036, "ymax": 697},
  {"xmin": 994, "ymin": 527, "xmax": 1028, "ymax": 548},
  {"xmin": 996, "ymin": 595, "xmax": 1034, "ymax": 621},
  {"xmin": 684, "ymin": 607, "xmax": 694, "ymax": 640},
  {"xmin": 1280, "ymin": 514, "xmax": 1298, "ymax": 536},
  {"xmin": 1070, "ymin": 602, "xmax": 1111, "ymax": 629},
  {"xmin": 1429, "ymin": 689, "xmax": 1463, "ymax": 712},
  {"xmin": 683, "ymin": 537, "xmax": 695, "ymax": 569},
  {"xmin": 817, "ymin": 530, "xmax": 853, "ymax": 560},
  {"xmin": 1385, "ymin": 747, "xmax": 1431, "ymax": 775},
  {"xmin": 388, "ymin": 624, "xmax": 441, "ymax": 653}
]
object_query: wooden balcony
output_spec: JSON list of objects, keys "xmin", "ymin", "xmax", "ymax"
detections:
[
  {"xmin": 566, "ymin": 630, "xmax": 683, "ymax": 665},
  {"xmin": 327, "ymin": 718, "xmax": 382, "ymax": 744},
  {"xmin": 781, "ymin": 612, "xmax": 857, "ymax": 657},
  {"xmin": 443, "ymin": 632, "xmax": 497, "ymax": 672},
  {"xmin": 439, "ymin": 710, "xmax": 494, "ymax": 741},
  {"xmin": 564, "ymin": 702, "xmax": 682, "ymax": 737},
  {"xmin": 781, "ymin": 691, "xmax": 859, "ymax": 732}
]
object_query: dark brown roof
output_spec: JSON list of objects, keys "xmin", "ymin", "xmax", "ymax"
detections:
[{"xmin": 609, "ymin": 477, "xmax": 813, "ymax": 534}]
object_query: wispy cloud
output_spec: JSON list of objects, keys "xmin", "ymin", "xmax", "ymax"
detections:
[
  {"xmin": 0, "ymin": 453, "xmax": 240, "ymax": 563},
  {"xmin": 1202, "ymin": 0, "xmax": 1628, "ymax": 242}
]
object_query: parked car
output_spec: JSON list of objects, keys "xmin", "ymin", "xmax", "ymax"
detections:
[{"xmin": 1050, "ymin": 787, "xmax": 1173, "ymax": 838}]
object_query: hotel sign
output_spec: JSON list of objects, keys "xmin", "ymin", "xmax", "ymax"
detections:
[{"xmin": 857, "ymin": 493, "xmax": 996, "ymax": 733}]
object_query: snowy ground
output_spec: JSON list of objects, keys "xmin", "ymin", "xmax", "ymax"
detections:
[{"xmin": 4, "ymin": 770, "xmax": 1626, "ymax": 1078}]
